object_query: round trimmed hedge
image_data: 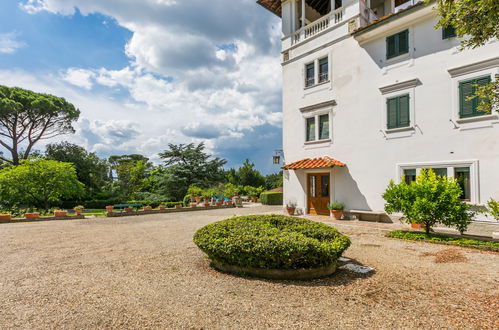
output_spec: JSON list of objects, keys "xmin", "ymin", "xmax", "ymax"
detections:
[{"xmin": 193, "ymin": 214, "xmax": 351, "ymax": 270}]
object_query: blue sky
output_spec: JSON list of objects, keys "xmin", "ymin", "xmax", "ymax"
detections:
[{"xmin": 0, "ymin": 0, "xmax": 282, "ymax": 174}]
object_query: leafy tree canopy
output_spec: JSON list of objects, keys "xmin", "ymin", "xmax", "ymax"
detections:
[
  {"xmin": 0, "ymin": 85, "xmax": 80, "ymax": 165},
  {"xmin": 226, "ymin": 159, "xmax": 265, "ymax": 188},
  {"xmin": 154, "ymin": 143, "xmax": 227, "ymax": 201},
  {"xmin": 0, "ymin": 159, "xmax": 84, "ymax": 210},
  {"xmin": 45, "ymin": 142, "xmax": 110, "ymax": 197}
]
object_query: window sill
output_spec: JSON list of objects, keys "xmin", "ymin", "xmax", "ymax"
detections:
[
  {"xmin": 304, "ymin": 80, "xmax": 330, "ymax": 90},
  {"xmin": 385, "ymin": 126, "xmax": 414, "ymax": 133},
  {"xmin": 385, "ymin": 52, "xmax": 410, "ymax": 64},
  {"xmin": 304, "ymin": 139, "xmax": 331, "ymax": 145},
  {"xmin": 456, "ymin": 114, "xmax": 498, "ymax": 124}
]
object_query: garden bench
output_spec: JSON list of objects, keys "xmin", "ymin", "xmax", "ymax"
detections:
[
  {"xmin": 114, "ymin": 203, "xmax": 142, "ymax": 210},
  {"xmin": 348, "ymin": 209, "xmax": 386, "ymax": 222}
]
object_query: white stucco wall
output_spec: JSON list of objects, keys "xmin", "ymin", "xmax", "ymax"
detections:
[{"xmin": 281, "ymin": 5, "xmax": 499, "ymax": 217}]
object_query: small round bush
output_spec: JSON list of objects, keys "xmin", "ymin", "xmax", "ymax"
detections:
[{"xmin": 193, "ymin": 214, "xmax": 351, "ymax": 270}]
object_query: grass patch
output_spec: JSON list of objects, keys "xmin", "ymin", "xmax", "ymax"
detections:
[{"xmin": 387, "ymin": 230, "xmax": 499, "ymax": 252}]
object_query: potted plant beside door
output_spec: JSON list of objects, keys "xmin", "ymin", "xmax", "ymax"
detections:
[
  {"xmin": 285, "ymin": 202, "xmax": 297, "ymax": 215},
  {"xmin": 328, "ymin": 201, "xmax": 344, "ymax": 220}
]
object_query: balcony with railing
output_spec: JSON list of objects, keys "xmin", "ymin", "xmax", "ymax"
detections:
[{"xmin": 280, "ymin": 0, "xmax": 426, "ymax": 52}]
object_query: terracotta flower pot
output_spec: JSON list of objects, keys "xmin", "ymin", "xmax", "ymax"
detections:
[
  {"xmin": 175, "ymin": 205, "xmax": 182, "ymax": 209},
  {"xmin": 227, "ymin": 201, "xmax": 233, "ymax": 206},
  {"xmin": 143, "ymin": 206, "xmax": 152, "ymax": 211},
  {"xmin": 105, "ymin": 206, "xmax": 114, "ymax": 213},
  {"xmin": 195, "ymin": 197, "xmax": 202, "ymax": 203},
  {"xmin": 190, "ymin": 202, "xmax": 197, "ymax": 208},
  {"xmin": 25, "ymin": 212, "xmax": 39, "ymax": 219},
  {"xmin": 124, "ymin": 207, "xmax": 133, "ymax": 212},
  {"xmin": 286, "ymin": 207, "xmax": 296, "ymax": 215},
  {"xmin": 330, "ymin": 210, "xmax": 344, "ymax": 220},
  {"xmin": 411, "ymin": 223, "xmax": 425, "ymax": 229},
  {"xmin": 159, "ymin": 206, "xmax": 166, "ymax": 210},
  {"xmin": 54, "ymin": 210, "xmax": 68, "ymax": 217},
  {"xmin": 204, "ymin": 203, "xmax": 210, "ymax": 207},
  {"xmin": 74, "ymin": 209, "xmax": 83, "ymax": 215},
  {"xmin": 0, "ymin": 214, "xmax": 11, "ymax": 220}
]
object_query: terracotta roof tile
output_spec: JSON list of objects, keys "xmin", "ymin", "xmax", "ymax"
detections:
[{"xmin": 282, "ymin": 156, "xmax": 346, "ymax": 170}]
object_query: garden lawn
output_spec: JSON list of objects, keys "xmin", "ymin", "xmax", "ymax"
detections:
[{"xmin": 0, "ymin": 206, "xmax": 497, "ymax": 329}]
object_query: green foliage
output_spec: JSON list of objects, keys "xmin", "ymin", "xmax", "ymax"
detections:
[
  {"xmin": 0, "ymin": 85, "xmax": 80, "ymax": 164},
  {"xmin": 109, "ymin": 154, "xmax": 152, "ymax": 199},
  {"xmin": 260, "ymin": 192, "xmax": 283, "ymax": 205},
  {"xmin": 187, "ymin": 185, "xmax": 203, "ymax": 196},
  {"xmin": 0, "ymin": 159, "xmax": 84, "ymax": 210},
  {"xmin": 264, "ymin": 171, "xmax": 283, "ymax": 190},
  {"xmin": 183, "ymin": 194, "xmax": 191, "ymax": 207},
  {"xmin": 383, "ymin": 169, "xmax": 474, "ymax": 234},
  {"xmin": 473, "ymin": 77, "xmax": 499, "ymax": 114},
  {"xmin": 45, "ymin": 142, "xmax": 110, "ymax": 197},
  {"xmin": 486, "ymin": 198, "xmax": 499, "ymax": 221},
  {"xmin": 387, "ymin": 230, "xmax": 499, "ymax": 251},
  {"xmin": 221, "ymin": 183, "xmax": 239, "ymax": 197},
  {"xmin": 154, "ymin": 143, "xmax": 226, "ymax": 201},
  {"xmin": 193, "ymin": 214, "xmax": 351, "ymax": 269},
  {"xmin": 226, "ymin": 159, "xmax": 265, "ymax": 187},
  {"xmin": 431, "ymin": 0, "xmax": 498, "ymax": 113},
  {"xmin": 328, "ymin": 201, "xmax": 344, "ymax": 210},
  {"xmin": 245, "ymin": 185, "xmax": 264, "ymax": 198}
]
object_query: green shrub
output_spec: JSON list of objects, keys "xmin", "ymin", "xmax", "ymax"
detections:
[
  {"xmin": 260, "ymin": 192, "xmax": 283, "ymax": 205},
  {"xmin": 183, "ymin": 194, "xmax": 191, "ymax": 207},
  {"xmin": 193, "ymin": 214, "xmax": 351, "ymax": 269},
  {"xmin": 328, "ymin": 201, "xmax": 344, "ymax": 210},
  {"xmin": 383, "ymin": 168, "xmax": 475, "ymax": 234},
  {"xmin": 387, "ymin": 230, "xmax": 499, "ymax": 251},
  {"xmin": 486, "ymin": 198, "xmax": 499, "ymax": 221}
]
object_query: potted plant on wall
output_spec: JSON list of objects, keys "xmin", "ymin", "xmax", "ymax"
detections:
[
  {"xmin": 328, "ymin": 201, "xmax": 345, "ymax": 220},
  {"xmin": 285, "ymin": 202, "xmax": 297, "ymax": 215},
  {"xmin": 0, "ymin": 213, "xmax": 11, "ymax": 221},
  {"xmin": 54, "ymin": 209, "xmax": 68, "ymax": 217},
  {"xmin": 25, "ymin": 208, "xmax": 40, "ymax": 219},
  {"xmin": 73, "ymin": 205, "xmax": 84, "ymax": 216}
]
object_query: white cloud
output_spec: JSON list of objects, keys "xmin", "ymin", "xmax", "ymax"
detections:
[
  {"xmin": 0, "ymin": 32, "xmax": 26, "ymax": 54},
  {"xmin": 62, "ymin": 68, "xmax": 95, "ymax": 89},
  {"xmin": 15, "ymin": 0, "xmax": 283, "ymax": 171}
]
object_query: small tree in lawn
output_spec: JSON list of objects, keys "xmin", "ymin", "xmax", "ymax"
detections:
[
  {"xmin": 383, "ymin": 168, "xmax": 474, "ymax": 234},
  {"xmin": 0, "ymin": 159, "xmax": 84, "ymax": 211}
]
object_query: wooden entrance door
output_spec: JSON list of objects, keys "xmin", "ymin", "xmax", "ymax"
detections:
[{"xmin": 307, "ymin": 173, "xmax": 330, "ymax": 215}]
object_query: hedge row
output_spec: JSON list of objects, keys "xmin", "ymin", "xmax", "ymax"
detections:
[
  {"xmin": 260, "ymin": 192, "xmax": 283, "ymax": 205},
  {"xmin": 193, "ymin": 214, "xmax": 351, "ymax": 269}
]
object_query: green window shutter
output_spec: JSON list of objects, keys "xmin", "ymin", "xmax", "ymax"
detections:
[
  {"xmin": 398, "ymin": 94, "xmax": 410, "ymax": 127},
  {"xmin": 386, "ymin": 35, "xmax": 396, "ymax": 59},
  {"xmin": 459, "ymin": 80, "xmax": 475, "ymax": 118},
  {"xmin": 398, "ymin": 30, "xmax": 409, "ymax": 55},
  {"xmin": 387, "ymin": 98, "xmax": 398, "ymax": 129},
  {"xmin": 442, "ymin": 26, "xmax": 456, "ymax": 39}
]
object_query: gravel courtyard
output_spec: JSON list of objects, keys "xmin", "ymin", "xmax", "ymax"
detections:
[{"xmin": 0, "ymin": 205, "xmax": 497, "ymax": 329}]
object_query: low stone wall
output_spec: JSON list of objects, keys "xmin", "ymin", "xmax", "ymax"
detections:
[
  {"xmin": 106, "ymin": 204, "xmax": 236, "ymax": 217},
  {"xmin": 0, "ymin": 215, "xmax": 86, "ymax": 224}
]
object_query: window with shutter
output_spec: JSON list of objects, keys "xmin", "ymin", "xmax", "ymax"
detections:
[
  {"xmin": 386, "ymin": 30, "xmax": 409, "ymax": 59},
  {"xmin": 459, "ymin": 76, "xmax": 491, "ymax": 118},
  {"xmin": 305, "ymin": 63, "xmax": 315, "ymax": 87},
  {"xmin": 398, "ymin": 95, "xmax": 410, "ymax": 126},
  {"xmin": 387, "ymin": 94, "xmax": 410, "ymax": 129}
]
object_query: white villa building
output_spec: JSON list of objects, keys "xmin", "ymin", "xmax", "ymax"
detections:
[{"xmin": 257, "ymin": 0, "xmax": 499, "ymax": 219}]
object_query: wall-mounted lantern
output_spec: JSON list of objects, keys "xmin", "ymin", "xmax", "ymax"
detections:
[{"xmin": 273, "ymin": 150, "xmax": 284, "ymax": 165}]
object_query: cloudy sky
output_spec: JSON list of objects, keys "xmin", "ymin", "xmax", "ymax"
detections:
[{"xmin": 0, "ymin": 0, "xmax": 282, "ymax": 174}]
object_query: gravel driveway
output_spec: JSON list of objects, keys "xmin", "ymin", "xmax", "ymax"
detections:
[{"xmin": 0, "ymin": 205, "xmax": 497, "ymax": 329}]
